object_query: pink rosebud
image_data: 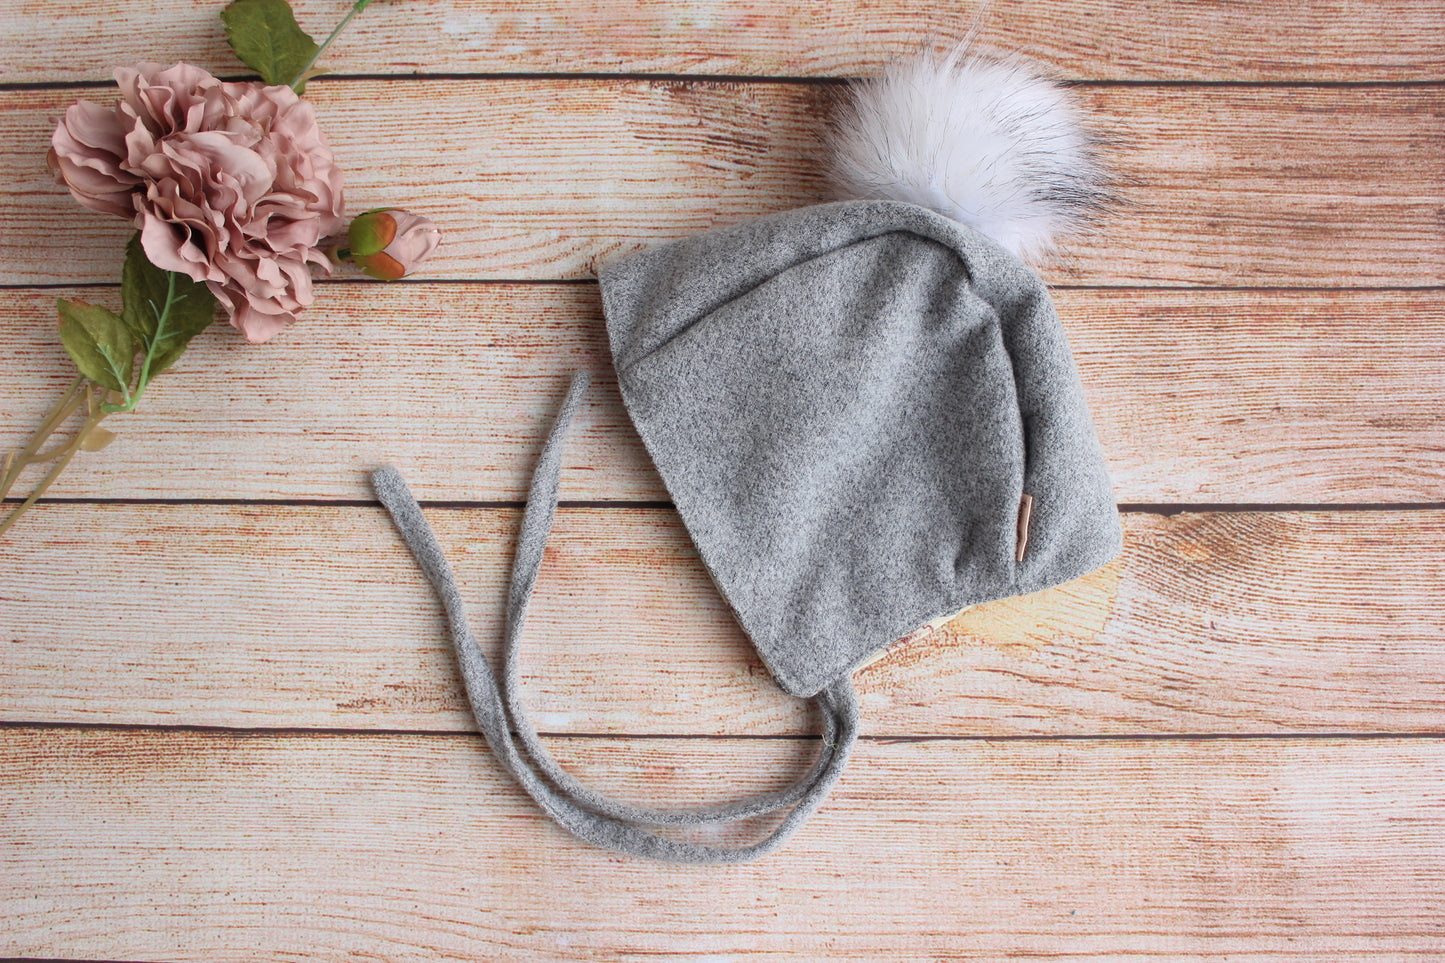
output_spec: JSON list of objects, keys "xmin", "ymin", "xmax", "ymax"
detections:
[{"xmin": 348, "ymin": 209, "xmax": 441, "ymax": 281}]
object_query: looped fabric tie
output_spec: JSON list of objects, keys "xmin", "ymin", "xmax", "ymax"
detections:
[{"xmin": 371, "ymin": 371, "xmax": 861, "ymax": 864}]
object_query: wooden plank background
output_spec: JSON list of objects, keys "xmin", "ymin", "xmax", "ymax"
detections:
[
  {"xmin": 2, "ymin": 1, "xmax": 1443, "ymax": 960},
  {"xmin": 5, "ymin": 84, "xmax": 1445, "ymax": 286}
]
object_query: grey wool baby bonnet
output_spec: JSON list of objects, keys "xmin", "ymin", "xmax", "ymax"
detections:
[{"xmin": 371, "ymin": 47, "xmax": 1124, "ymax": 863}]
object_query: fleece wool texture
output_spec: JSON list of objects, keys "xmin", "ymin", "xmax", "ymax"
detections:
[
  {"xmin": 600, "ymin": 200, "xmax": 1123, "ymax": 698},
  {"xmin": 371, "ymin": 389, "xmax": 860, "ymax": 864},
  {"xmin": 372, "ymin": 198, "xmax": 1122, "ymax": 863}
]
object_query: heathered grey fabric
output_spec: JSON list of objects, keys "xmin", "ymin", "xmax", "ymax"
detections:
[
  {"xmin": 370, "ymin": 198, "xmax": 1120, "ymax": 863},
  {"xmin": 600, "ymin": 200, "xmax": 1123, "ymax": 698},
  {"xmin": 369, "ymin": 370, "xmax": 860, "ymax": 865}
]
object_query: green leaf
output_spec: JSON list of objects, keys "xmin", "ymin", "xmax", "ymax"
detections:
[
  {"xmin": 221, "ymin": 0, "xmax": 319, "ymax": 90},
  {"xmin": 119, "ymin": 235, "xmax": 172, "ymax": 344},
  {"xmin": 57, "ymin": 299, "xmax": 135, "ymax": 393},
  {"xmin": 120, "ymin": 235, "xmax": 219, "ymax": 378}
]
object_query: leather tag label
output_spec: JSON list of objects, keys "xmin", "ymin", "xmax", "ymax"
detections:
[{"xmin": 1016, "ymin": 493, "xmax": 1034, "ymax": 562}]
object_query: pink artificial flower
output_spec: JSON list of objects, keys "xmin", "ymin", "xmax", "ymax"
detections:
[{"xmin": 49, "ymin": 62, "xmax": 345, "ymax": 342}]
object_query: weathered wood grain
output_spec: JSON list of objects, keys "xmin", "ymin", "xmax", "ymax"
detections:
[
  {"xmin": 2, "ymin": 0, "xmax": 1443, "ymax": 83},
  {"xmin": 4, "ymin": 82, "xmax": 1442, "ymax": 286},
  {"xmin": 3, "ymin": 285, "xmax": 1441, "ymax": 503},
  {"xmin": 4, "ymin": 3, "xmax": 1441, "ymax": 958},
  {"xmin": 4, "ymin": 727, "xmax": 1443, "ymax": 960},
  {"xmin": 3, "ymin": 504, "xmax": 1442, "ymax": 735}
]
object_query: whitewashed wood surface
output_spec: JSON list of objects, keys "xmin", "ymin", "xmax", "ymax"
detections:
[{"xmin": 1, "ymin": 2, "xmax": 1443, "ymax": 960}]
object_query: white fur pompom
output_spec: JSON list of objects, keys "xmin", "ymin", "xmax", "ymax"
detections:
[{"xmin": 828, "ymin": 47, "xmax": 1107, "ymax": 262}]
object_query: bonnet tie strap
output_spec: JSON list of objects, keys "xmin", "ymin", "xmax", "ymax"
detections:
[{"xmin": 371, "ymin": 371, "xmax": 859, "ymax": 864}]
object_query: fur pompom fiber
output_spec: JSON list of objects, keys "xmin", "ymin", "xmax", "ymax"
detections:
[{"xmin": 828, "ymin": 47, "xmax": 1107, "ymax": 262}]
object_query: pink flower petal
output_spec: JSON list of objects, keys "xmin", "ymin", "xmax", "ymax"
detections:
[{"xmin": 52, "ymin": 61, "xmax": 347, "ymax": 338}]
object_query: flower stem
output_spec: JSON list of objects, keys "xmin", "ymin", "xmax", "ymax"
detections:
[
  {"xmin": 0, "ymin": 375, "xmax": 85, "ymax": 502},
  {"xmin": 291, "ymin": 0, "xmax": 374, "ymax": 91},
  {"xmin": 0, "ymin": 383, "xmax": 110, "ymax": 538}
]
